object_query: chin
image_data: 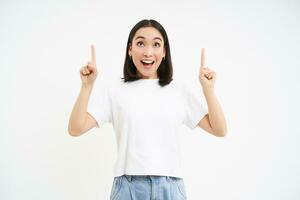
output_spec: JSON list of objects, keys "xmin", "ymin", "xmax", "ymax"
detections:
[{"xmin": 137, "ymin": 70, "xmax": 156, "ymax": 78}]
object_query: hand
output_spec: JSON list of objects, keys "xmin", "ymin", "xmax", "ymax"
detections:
[
  {"xmin": 198, "ymin": 48, "xmax": 216, "ymax": 89},
  {"xmin": 80, "ymin": 44, "xmax": 98, "ymax": 86}
]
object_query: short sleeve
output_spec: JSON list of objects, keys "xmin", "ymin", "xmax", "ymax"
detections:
[
  {"xmin": 181, "ymin": 82, "xmax": 208, "ymax": 130},
  {"xmin": 87, "ymin": 81, "xmax": 112, "ymax": 128}
]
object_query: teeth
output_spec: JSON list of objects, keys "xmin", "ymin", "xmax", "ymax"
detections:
[{"xmin": 142, "ymin": 60, "xmax": 154, "ymax": 64}]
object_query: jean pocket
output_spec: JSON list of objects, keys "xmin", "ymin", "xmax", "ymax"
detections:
[{"xmin": 110, "ymin": 176, "xmax": 123, "ymax": 200}]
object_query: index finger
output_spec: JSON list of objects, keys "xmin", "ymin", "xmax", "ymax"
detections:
[
  {"xmin": 91, "ymin": 44, "xmax": 96, "ymax": 64},
  {"xmin": 201, "ymin": 48, "xmax": 206, "ymax": 68}
]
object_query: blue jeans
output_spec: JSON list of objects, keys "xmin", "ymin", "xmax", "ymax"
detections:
[{"xmin": 110, "ymin": 175, "xmax": 187, "ymax": 200}]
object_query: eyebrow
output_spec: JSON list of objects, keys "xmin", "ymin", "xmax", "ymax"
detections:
[{"xmin": 134, "ymin": 36, "xmax": 163, "ymax": 42}]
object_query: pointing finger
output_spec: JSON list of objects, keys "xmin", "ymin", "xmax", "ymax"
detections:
[
  {"xmin": 201, "ymin": 48, "xmax": 206, "ymax": 68},
  {"xmin": 91, "ymin": 44, "xmax": 96, "ymax": 64}
]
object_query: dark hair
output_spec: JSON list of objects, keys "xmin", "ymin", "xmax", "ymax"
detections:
[{"xmin": 121, "ymin": 19, "xmax": 173, "ymax": 87}]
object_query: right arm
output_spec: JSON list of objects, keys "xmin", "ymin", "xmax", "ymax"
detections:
[
  {"xmin": 68, "ymin": 84, "xmax": 98, "ymax": 136},
  {"xmin": 68, "ymin": 44, "xmax": 99, "ymax": 136}
]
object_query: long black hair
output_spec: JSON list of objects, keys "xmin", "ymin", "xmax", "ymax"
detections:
[{"xmin": 121, "ymin": 19, "xmax": 173, "ymax": 87}]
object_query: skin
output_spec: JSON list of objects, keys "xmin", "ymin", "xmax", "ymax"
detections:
[
  {"xmin": 197, "ymin": 48, "xmax": 227, "ymax": 137},
  {"xmin": 128, "ymin": 27, "xmax": 166, "ymax": 79},
  {"xmin": 68, "ymin": 45, "xmax": 99, "ymax": 136},
  {"xmin": 80, "ymin": 45, "xmax": 98, "ymax": 86}
]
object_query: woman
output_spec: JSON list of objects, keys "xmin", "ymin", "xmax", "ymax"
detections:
[{"xmin": 68, "ymin": 19, "xmax": 227, "ymax": 200}]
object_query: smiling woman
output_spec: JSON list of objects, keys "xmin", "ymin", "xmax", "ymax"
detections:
[
  {"xmin": 68, "ymin": 18, "xmax": 227, "ymax": 200},
  {"xmin": 132, "ymin": 33, "xmax": 163, "ymax": 71},
  {"xmin": 103, "ymin": 19, "xmax": 192, "ymax": 200},
  {"xmin": 122, "ymin": 19, "xmax": 173, "ymax": 86}
]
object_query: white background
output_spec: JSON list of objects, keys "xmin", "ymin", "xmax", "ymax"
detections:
[{"xmin": 1, "ymin": 0, "xmax": 299, "ymax": 199}]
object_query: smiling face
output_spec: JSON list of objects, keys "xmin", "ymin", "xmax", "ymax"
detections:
[{"xmin": 128, "ymin": 27, "xmax": 166, "ymax": 79}]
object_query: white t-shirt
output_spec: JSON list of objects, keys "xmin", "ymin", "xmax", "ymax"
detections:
[{"xmin": 87, "ymin": 78, "xmax": 208, "ymax": 178}]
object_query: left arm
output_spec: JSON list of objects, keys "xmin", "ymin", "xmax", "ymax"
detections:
[
  {"xmin": 197, "ymin": 48, "xmax": 227, "ymax": 137},
  {"xmin": 197, "ymin": 88, "xmax": 227, "ymax": 137}
]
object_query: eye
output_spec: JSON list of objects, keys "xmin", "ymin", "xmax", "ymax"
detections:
[
  {"xmin": 154, "ymin": 42, "xmax": 161, "ymax": 48},
  {"xmin": 137, "ymin": 41, "xmax": 144, "ymax": 47}
]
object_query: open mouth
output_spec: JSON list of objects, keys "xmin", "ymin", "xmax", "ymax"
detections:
[{"xmin": 141, "ymin": 60, "xmax": 155, "ymax": 69}]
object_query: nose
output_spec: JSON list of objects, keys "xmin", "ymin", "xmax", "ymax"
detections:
[{"xmin": 143, "ymin": 46, "xmax": 154, "ymax": 57}]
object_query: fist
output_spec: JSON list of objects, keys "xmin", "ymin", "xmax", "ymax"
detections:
[
  {"xmin": 198, "ymin": 48, "xmax": 216, "ymax": 89},
  {"xmin": 80, "ymin": 45, "xmax": 98, "ymax": 86}
]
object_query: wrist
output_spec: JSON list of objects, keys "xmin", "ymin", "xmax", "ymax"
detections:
[
  {"xmin": 81, "ymin": 83, "xmax": 94, "ymax": 91},
  {"xmin": 202, "ymin": 86, "xmax": 214, "ymax": 93}
]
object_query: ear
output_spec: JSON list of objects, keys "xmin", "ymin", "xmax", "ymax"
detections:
[
  {"xmin": 163, "ymin": 47, "xmax": 166, "ymax": 58},
  {"xmin": 128, "ymin": 43, "xmax": 132, "ymax": 57}
]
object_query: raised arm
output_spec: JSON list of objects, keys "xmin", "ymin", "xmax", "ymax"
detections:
[
  {"xmin": 68, "ymin": 45, "xmax": 99, "ymax": 136},
  {"xmin": 197, "ymin": 48, "xmax": 227, "ymax": 137}
]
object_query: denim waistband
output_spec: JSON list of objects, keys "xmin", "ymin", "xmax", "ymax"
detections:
[{"xmin": 123, "ymin": 175, "xmax": 179, "ymax": 182}]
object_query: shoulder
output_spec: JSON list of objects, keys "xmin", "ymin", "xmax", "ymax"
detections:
[
  {"xmin": 174, "ymin": 78, "xmax": 203, "ymax": 100},
  {"xmin": 165, "ymin": 79, "xmax": 184, "ymax": 90},
  {"xmin": 104, "ymin": 78, "xmax": 130, "ymax": 95},
  {"xmin": 92, "ymin": 78, "xmax": 120, "ymax": 97},
  {"xmin": 170, "ymin": 79, "xmax": 189, "ymax": 93}
]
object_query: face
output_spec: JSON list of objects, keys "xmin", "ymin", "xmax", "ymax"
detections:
[{"xmin": 129, "ymin": 27, "xmax": 166, "ymax": 79}]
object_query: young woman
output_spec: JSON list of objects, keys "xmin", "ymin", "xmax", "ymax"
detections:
[{"xmin": 68, "ymin": 19, "xmax": 227, "ymax": 200}]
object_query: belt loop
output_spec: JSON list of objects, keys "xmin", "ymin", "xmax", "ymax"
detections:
[
  {"xmin": 148, "ymin": 175, "xmax": 153, "ymax": 182},
  {"xmin": 166, "ymin": 176, "xmax": 170, "ymax": 181},
  {"xmin": 125, "ymin": 175, "xmax": 132, "ymax": 182}
]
